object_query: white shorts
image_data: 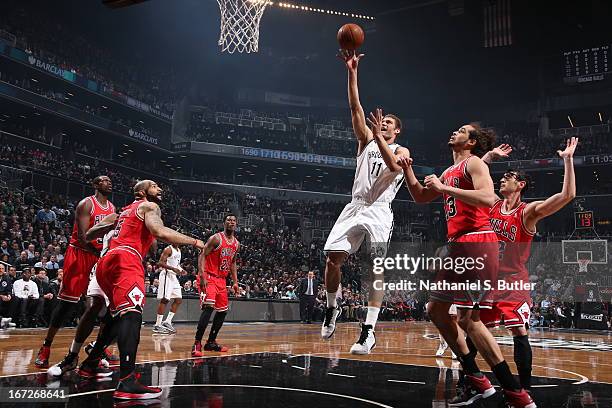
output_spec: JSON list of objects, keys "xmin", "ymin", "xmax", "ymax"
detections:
[
  {"xmin": 87, "ymin": 264, "xmax": 109, "ymax": 307},
  {"xmin": 157, "ymin": 271, "xmax": 182, "ymax": 300},
  {"xmin": 324, "ymin": 201, "xmax": 394, "ymax": 257}
]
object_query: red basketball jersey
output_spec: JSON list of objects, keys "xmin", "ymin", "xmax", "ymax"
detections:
[
  {"xmin": 205, "ymin": 232, "xmax": 239, "ymax": 278},
  {"xmin": 69, "ymin": 195, "xmax": 115, "ymax": 252},
  {"xmin": 489, "ymin": 200, "xmax": 535, "ymax": 277},
  {"xmin": 109, "ymin": 200, "xmax": 155, "ymax": 260},
  {"xmin": 440, "ymin": 156, "xmax": 492, "ymax": 240}
]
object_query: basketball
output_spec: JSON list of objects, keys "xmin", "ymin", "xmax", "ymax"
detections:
[{"xmin": 337, "ymin": 23, "xmax": 365, "ymax": 51}]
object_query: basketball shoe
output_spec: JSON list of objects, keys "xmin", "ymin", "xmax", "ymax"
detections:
[
  {"xmin": 47, "ymin": 352, "xmax": 78, "ymax": 377},
  {"xmin": 503, "ymin": 389, "xmax": 537, "ymax": 408},
  {"xmin": 114, "ymin": 372, "xmax": 162, "ymax": 400},
  {"xmin": 320, "ymin": 306, "xmax": 341, "ymax": 339},
  {"xmin": 448, "ymin": 374, "xmax": 496, "ymax": 406},
  {"xmin": 35, "ymin": 345, "xmax": 51, "ymax": 368},
  {"xmin": 349, "ymin": 323, "xmax": 376, "ymax": 355}
]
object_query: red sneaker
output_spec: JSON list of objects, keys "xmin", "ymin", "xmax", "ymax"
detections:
[
  {"xmin": 77, "ymin": 360, "xmax": 114, "ymax": 379},
  {"xmin": 191, "ymin": 341, "xmax": 203, "ymax": 357},
  {"xmin": 504, "ymin": 389, "xmax": 537, "ymax": 408},
  {"xmin": 35, "ymin": 345, "xmax": 51, "ymax": 368},
  {"xmin": 114, "ymin": 372, "xmax": 162, "ymax": 400},
  {"xmin": 449, "ymin": 374, "xmax": 496, "ymax": 406}
]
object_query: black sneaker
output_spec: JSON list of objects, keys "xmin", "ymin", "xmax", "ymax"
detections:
[
  {"xmin": 47, "ymin": 352, "xmax": 79, "ymax": 377},
  {"xmin": 114, "ymin": 372, "xmax": 162, "ymax": 400},
  {"xmin": 320, "ymin": 306, "xmax": 341, "ymax": 339},
  {"xmin": 204, "ymin": 341, "xmax": 229, "ymax": 352},
  {"xmin": 77, "ymin": 360, "xmax": 114, "ymax": 379}
]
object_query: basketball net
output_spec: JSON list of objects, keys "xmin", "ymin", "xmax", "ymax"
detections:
[
  {"xmin": 217, "ymin": 0, "xmax": 269, "ymax": 53},
  {"xmin": 578, "ymin": 259, "xmax": 590, "ymax": 273}
]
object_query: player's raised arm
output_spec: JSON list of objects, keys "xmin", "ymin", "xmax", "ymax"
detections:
[
  {"xmin": 158, "ymin": 245, "xmax": 181, "ymax": 274},
  {"xmin": 140, "ymin": 202, "xmax": 204, "ymax": 249},
  {"xmin": 523, "ymin": 137, "xmax": 578, "ymax": 228},
  {"xmin": 85, "ymin": 212, "xmax": 118, "ymax": 241},
  {"xmin": 425, "ymin": 157, "xmax": 497, "ymax": 208},
  {"xmin": 367, "ymin": 108, "xmax": 409, "ymax": 173},
  {"xmin": 482, "ymin": 144, "xmax": 513, "ymax": 165},
  {"xmin": 338, "ymin": 50, "xmax": 372, "ymax": 153}
]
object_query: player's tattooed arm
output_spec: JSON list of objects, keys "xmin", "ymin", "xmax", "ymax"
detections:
[
  {"xmin": 157, "ymin": 245, "xmax": 181, "ymax": 273},
  {"xmin": 198, "ymin": 234, "xmax": 221, "ymax": 291},
  {"xmin": 76, "ymin": 197, "xmax": 100, "ymax": 255},
  {"xmin": 428, "ymin": 157, "xmax": 497, "ymax": 207},
  {"xmin": 523, "ymin": 137, "xmax": 578, "ymax": 228},
  {"xmin": 141, "ymin": 202, "xmax": 205, "ymax": 249},
  {"xmin": 85, "ymin": 212, "xmax": 118, "ymax": 241},
  {"xmin": 367, "ymin": 108, "xmax": 408, "ymax": 172},
  {"xmin": 481, "ymin": 144, "xmax": 513, "ymax": 165},
  {"xmin": 338, "ymin": 49, "xmax": 373, "ymax": 152}
]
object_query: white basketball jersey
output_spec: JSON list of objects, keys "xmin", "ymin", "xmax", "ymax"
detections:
[
  {"xmin": 165, "ymin": 246, "xmax": 182, "ymax": 273},
  {"xmin": 351, "ymin": 140, "xmax": 404, "ymax": 204}
]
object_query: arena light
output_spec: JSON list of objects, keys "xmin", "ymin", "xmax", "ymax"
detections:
[
  {"xmin": 277, "ymin": 1, "xmax": 374, "ymax": 20},
  {"xmin": 567, "ymin": 115, "xmax": 574, "ymax": 127},
  {"xmin": 598, "ymin": 112, "xmax": 603, "ymax": 123}
]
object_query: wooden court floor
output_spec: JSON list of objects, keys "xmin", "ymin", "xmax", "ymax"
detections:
[{"xmin": 0, "ymin": 321, "xmax": 611, "ymax": 406}]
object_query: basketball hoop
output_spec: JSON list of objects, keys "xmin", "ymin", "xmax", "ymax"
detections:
[
  {"xmin": 216, "ymin": 0, "xmax": 270, "ymax": 53},
  {"xmin": 578, "ymin": 259, "xmax": 590, "ymax": 273}
]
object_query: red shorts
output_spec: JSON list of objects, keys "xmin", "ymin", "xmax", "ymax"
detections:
[
  {"xmin": 96, "ymin": 248, "xmax": 146, "ymax": 316},
  {"xmin": 480, "ymin": 300, "xmax": 532, "ymax": 328},
  {"xmin": 430, "ymin": 231, "xmax": 499, "ymax": 309},
  {"xmin": 58, "ymin": 245, "xmax": 99, "ymax": 302},
  {"xmin": 199, "ymin": 275, "xmax": 229, "ymax": 312}
]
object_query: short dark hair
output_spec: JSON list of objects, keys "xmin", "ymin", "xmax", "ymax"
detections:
[
  {"xmin": 504, "ymin": 169, "xmax": 530, "ymax": 195},
  {"xmin": 224, "ymin": 213, "xmax": 237, "ymax": 222},
  {"xmin": 385, "ymin": 114, "xmax": 402, "ymax": 134},
  {"xmin": 467, "ymin": 123, "xmax": 496, "ymax": 157},
  {"xmin": 92, "ymin": 176, "xmax": 107, "ymax": 186}
]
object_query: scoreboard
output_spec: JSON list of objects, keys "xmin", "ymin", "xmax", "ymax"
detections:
[
  {"xmin": 574, "ymin": 211, "xmax": 594, "ymax": 229},
  {"xmin": 563, "ymin": 45, "xmax": 610, "ymax": 84}
]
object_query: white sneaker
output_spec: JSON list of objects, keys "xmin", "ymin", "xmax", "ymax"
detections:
[
  {"xmin": 152, "ymin": 324, "xmax": 170, "ymax": 334},
  {"xmin": 350, "ymin": 324, "xmax": 376, "ymax": 355},
  {"xmin": 321, "ymin": 306, "xmax": 341, "ymax": 339},
  {"xmin": 1, "ymin": 317, "xmax": 12, "ymax": 329},
  {"xmin": 436, "ymin": 342, "xmax": 448, "ymax": 357},
  {"xmin": 161, "ymin": 321, "xmax": 177, "ymax": 334}
]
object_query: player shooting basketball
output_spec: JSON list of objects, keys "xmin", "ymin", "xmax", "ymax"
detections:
[{"xmin": 320, "ymin": 50, "xmax": 410, "ymax": 355}]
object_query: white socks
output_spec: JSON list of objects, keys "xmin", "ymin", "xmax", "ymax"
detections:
[
  {"xmin": 155, "ymin": 314, "xmax": 163, "ymax": 326},
  {"xmin": 326, "ymin": 290, "xmax": 339, "ymax": 308},
  {"xmin": 166, "ymin": 312, "xmax": 175, "ymax": 323},
  {"xmin": 365, "ymin": 306, "xmax": 380, "ymax": 328}
]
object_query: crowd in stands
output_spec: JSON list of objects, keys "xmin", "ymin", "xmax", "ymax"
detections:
[
  {"xmin": 1, "ymin": 0, "xmax": 176, "ymax": 115},
  {"xmin": 0, "ymin": 70, "xmax": 162, "ymax": 143}
]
